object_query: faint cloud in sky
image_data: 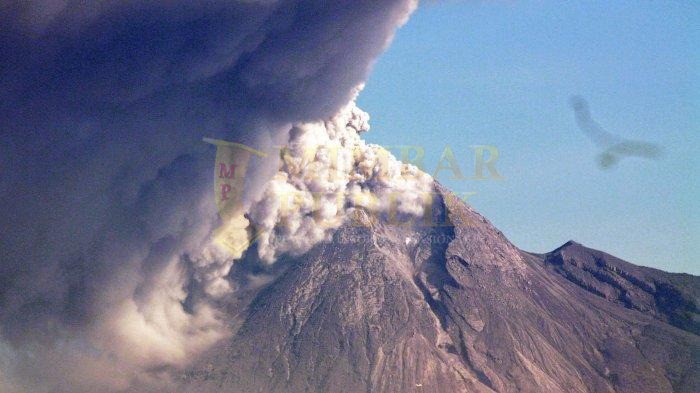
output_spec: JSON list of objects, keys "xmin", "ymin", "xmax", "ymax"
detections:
[{"xmin": 569, "ymin": 95, "xmax": 663, "ymax": 169}]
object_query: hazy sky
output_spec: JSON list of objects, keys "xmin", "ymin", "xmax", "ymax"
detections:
[{"xmin": 359, "ymin": 0, "xmax": 699, "ymax": 274}]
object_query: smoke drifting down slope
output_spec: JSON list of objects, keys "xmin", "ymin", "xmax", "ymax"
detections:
[
  {"xmin": 190, "ymin": 94, "xmax": 433, "ymax": 301},
  {"xmin": 0, "ymin": 1, "xmax": 419, "ymax": 391}
]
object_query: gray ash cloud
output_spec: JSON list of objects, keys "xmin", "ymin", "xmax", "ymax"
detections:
[{"xmin": 0, "ymin": 1, "xmax": 417, "ymax": 391}]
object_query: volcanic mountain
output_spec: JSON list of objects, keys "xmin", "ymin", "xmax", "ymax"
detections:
[{"xmin": 179, "ymin": 183, "xmax": 699, "ymax": 393}]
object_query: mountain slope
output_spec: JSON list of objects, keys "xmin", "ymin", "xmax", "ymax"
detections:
[
  {"xmin": 179, "ymin": 183, "xmax": 699, "ymax": 393},
  {"xmin": 535, "ymin": 240, "xmax": 699, "ymax": 335}
]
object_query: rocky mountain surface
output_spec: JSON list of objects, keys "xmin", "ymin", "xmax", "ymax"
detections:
[
  {"xmin": 539, "ymin": 240, "xmax": 699, "ymax": 335},
  {"xmin": 179, "ymin": 183, "xmax": 699, "ymax": 393}
]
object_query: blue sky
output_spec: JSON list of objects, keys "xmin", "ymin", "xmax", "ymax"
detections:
[{"xmin": 358, "ymin": 1, "xmax": 699, "ymax": 273}]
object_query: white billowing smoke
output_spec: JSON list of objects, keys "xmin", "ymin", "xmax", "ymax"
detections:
[
  {"xmin": 189, "ymin": 89, "xmax": 433, "ymax": 302},
  {"xmin": 247, "ymin": 91, "xmax": 433, "ymax": 263}
]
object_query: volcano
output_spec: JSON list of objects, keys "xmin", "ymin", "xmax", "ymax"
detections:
[{"xmin": 179, "ymin": 183, "xmax": 699, "ymax": 393}]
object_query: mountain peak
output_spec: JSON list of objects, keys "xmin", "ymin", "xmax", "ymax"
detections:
[{"xmin": 555, "ymin": 239, "xmax": 584, "ymax": 251}]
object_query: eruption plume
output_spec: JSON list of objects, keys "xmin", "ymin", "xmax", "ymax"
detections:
[{"xmin": 0, "ymin": 1, "xmax": 420, "ymax": 391}]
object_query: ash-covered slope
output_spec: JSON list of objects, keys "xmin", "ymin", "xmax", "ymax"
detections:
[{"xmin": 180, "ymin": 184, "xmax": 699, "ymax": 393}]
